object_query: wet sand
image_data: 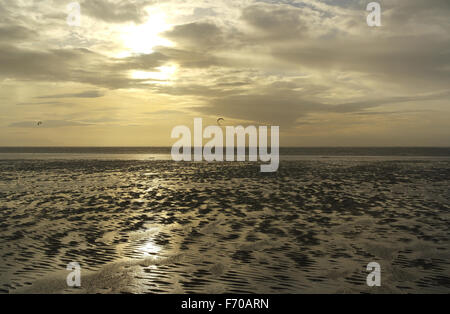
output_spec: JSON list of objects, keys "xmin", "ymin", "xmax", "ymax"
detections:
[{"xmin": 0, "ymin": 159, "xmax": 449, "ymax": 293}]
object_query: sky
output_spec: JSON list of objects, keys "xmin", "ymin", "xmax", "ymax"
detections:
[{"xmin": 0, "ymin": 0, "xmax": 449, "ymax": 146}]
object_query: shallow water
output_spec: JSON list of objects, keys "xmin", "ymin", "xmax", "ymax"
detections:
[{"xmin": 0, "ymin": 159, "xmax": 449, "ymax": 293}]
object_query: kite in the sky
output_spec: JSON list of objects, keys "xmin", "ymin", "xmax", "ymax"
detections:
[
  {"xmin": 37, "ymin": 121, "xmax": 43, "ymax": 126},
  {"xmin": 217, "ymin": 118, "xmax": 224, "ymax": 126}
]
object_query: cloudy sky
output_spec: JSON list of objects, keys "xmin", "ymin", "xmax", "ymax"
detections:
[{"xmin": 0, "ymin": 0, "xmax": 449, "ymax": 146}]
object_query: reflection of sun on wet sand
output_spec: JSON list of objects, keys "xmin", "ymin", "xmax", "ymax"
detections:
[{"xmin": 0, "ymin": 159, "xmax": 449, "ymax": 294}]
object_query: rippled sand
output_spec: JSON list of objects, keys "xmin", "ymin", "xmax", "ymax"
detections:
[{"xmin": 0, "ymin": 159, "xmax": 449, "ymax": 293}]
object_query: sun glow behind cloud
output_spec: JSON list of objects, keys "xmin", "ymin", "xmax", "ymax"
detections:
[
  {"xmin": 130, "ymin": 65, "xmax": 178, "ymax": 84},
  {"xmin": 120, "ymin": 11, "xmax": 173, "ymax": 56}
]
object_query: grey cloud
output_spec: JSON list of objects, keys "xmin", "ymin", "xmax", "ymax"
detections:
[
  {"xmin": 192, "ymin": 81, "xmax": 450, "ymax": 127},
  {"xmin": 36, "ymin": 90, "xmax": 105, "ymax": 99},
  {"xmin": 0, "ymin": 44, "xmax": 166, "ymax": 89},
  {"xmin": 242, "ymin": 3, "xmax": 310, "ymax": 39},
  {"xmin": 156, "ymin": 47, "xmax": 222, "ymax": 68},
  {"xmin": 193, "ymin": 84, "xmax": 324, "ymax": 126},
  {"xmin": 113, "ymin": 52, "xmax": 168, "ymax": 71},
  {"xmin": 327, "ymin": 91, "xmax": 450, "ymax": 113},
  {"xmin": 0, "ymin": 24, "xmax": 37, "ymax": 41},
  {"xmin": 0, "ymin": 45, "xmax": 99, "ymax": 81},
  {"xmin": 351, "ymin": 110, "xmax": 430, "ymax": 116},
  {"xmin": 16, "ymin": 101, "xmax": 75, "ymax": 107},
  {"xmin": 193, "ymin": 8, "xmax": 218, "ymax": 18},
  {"xmin": 216, "ymin": 81, "xmax": 250, "ymax": 87},
  {"xmin": 384, "ymin": 0, "xmax": 450, "ymax": 27},
  {"xmin": 272, "ymin": 35, "xmax": 450, "ymax": 90},
  {"xmin": 234, "ymin": 1, "xmax": 450, "ymax": 91},
  {"xmin": 163, "ymin": 22, "xmax": 224, "ymax": 49},
  {"xmin": 155, "ymin": 83, "xmax": 240, "ymax": 98},
  {"xmin": 82, "ymin": 0, "xmax": 154, "ymax": 24}
]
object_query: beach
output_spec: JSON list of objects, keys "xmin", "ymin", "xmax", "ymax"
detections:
[{"xmin": 0, "ymin": 156, "xmax": 449, "ymax": 293}]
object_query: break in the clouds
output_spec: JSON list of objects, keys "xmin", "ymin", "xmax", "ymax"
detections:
[{"xmin": 0, "ymin": 0, "xmax": 449, "ymax": 146}]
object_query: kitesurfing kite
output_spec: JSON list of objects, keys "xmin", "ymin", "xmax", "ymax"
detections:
[{"xmin": 217, "ymin": 118, "xmax": 224, "ymax": 126}]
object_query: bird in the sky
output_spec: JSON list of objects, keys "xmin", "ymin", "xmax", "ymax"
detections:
[{"xmin": 217, "ymin": 118, "xmax": 224, "ymax": 126}]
